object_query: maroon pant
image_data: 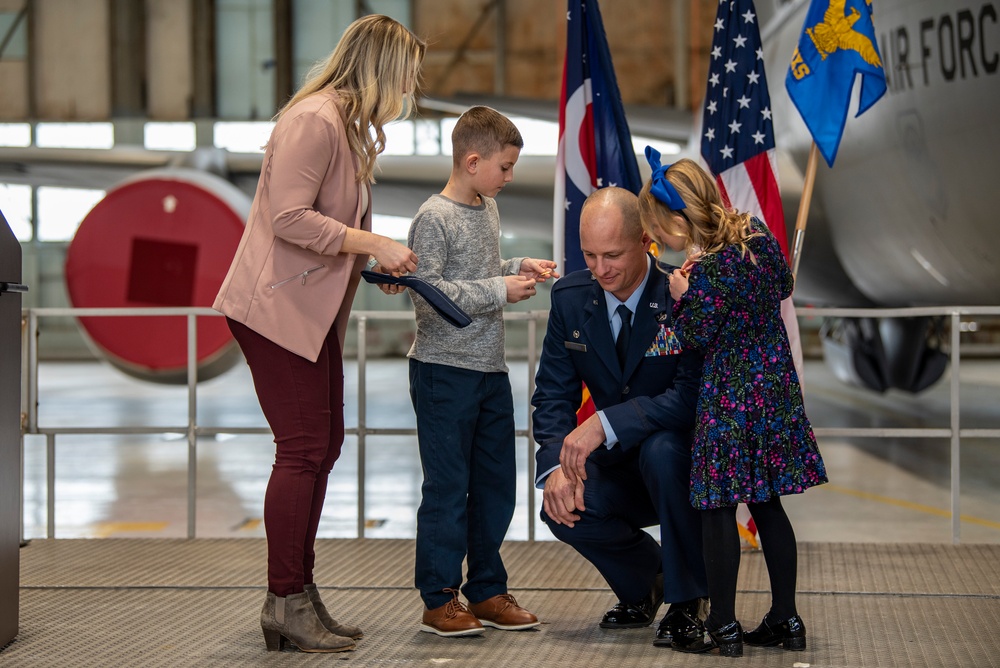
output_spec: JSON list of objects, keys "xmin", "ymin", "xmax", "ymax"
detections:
[{"xmin": 227, "ymin": 318, "xmax": 345, "ymax": 596}]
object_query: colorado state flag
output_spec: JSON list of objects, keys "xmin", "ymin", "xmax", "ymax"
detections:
[
  {"xmin": 555, "ymin": 0, "xmax": 641, "ymax": 273},
  {"xmin": 785, "ymin": 0, "xmax": 887, "ymax": 166}
]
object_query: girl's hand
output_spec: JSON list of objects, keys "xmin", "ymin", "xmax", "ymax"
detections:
[
  {"xmin": 681, "ymin": 250, "xmax": 702, "ymax": 275},
  {"xmin": 669, "ymin": 268, "xmax": 689, "ymax": 301},
  {"xmin": 519, "ymin": 258, "xmax": 560, "ymax": 282}
]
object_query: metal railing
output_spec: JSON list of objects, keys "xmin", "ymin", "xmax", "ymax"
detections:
[
  {"xmin": 801, "ymin": 306, "xmax": 1000, "ymax": 544},
  {"xmin": 20, "ymin": 305, "xmax": 1000, "ymax": 544},
  {"xmin": 21, "ymin": 307, "xmax": 543, "ymax": 541}
]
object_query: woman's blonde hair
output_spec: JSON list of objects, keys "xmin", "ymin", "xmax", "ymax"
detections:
[
  {"xmin": 638, "ymin": 158, "xmax": 760, "ymax": 261},
  {"xmin": 275, "ymin": 14, "xmax": 426, "ymax": 183}
]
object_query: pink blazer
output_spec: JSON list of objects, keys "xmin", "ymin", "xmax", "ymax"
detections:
[{"xmin": 214, "ymin": 91, "xmax": 372, "ymax": 362}]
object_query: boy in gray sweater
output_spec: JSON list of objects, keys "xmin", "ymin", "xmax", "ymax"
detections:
[{"xmin": 407, "ymin": 106, "xmax": 557, "ymax": 637}]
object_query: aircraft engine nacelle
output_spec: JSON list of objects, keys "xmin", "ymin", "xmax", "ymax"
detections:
[{"xmin": 64, "ymin": 168, "xmax": 250, "ymax": 383}]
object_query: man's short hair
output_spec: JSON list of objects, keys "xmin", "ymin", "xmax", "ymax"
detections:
[
  {"xmin": 451, "ymin": 106, "xmax": 523, "ymax": 166},
  {"xmin": 581, "ymin": 187, "xmax": 642, "ymax": 240}
]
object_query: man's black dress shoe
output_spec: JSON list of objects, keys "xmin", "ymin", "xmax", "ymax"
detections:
[
  {"xmin": 671, "ymin": 620, "xmax": 744, "ymax": 657},
  {"xmin": 743, "ymin": 613, "xmax": 806, "ymax": 650},
  {"xmin": 599, "ymin": 574, "xmax": 663, "ymax": 629},
  {"xmin": 653, "ymin": 597, "xmax": 708, "ymax": 647}
]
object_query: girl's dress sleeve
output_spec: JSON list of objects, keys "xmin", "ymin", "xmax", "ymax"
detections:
[
  {"xmin": 671, "ymin": 256, "xmax": 732, "ymax": 352},
  {"xmin": 753, "ymin": 217, "xmax": 794, "ymax": 300}
]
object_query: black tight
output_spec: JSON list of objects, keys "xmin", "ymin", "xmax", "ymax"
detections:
[{"xmin": 700, "ymin": 497, "xmax": 798, "ymax": 630}]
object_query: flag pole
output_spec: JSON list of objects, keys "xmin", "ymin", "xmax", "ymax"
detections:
[
  {"xmin": 553, "ymin": 144, "xmax": 567, "ymax": 278},
  {"xmin": 790, "ymin": 141, "xmax": 820, "ymax": 279}
]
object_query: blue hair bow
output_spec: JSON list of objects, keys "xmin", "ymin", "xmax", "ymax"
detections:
[{"xmin": 644, "ymin": 146, "xmax": 686, "ymax": 210}]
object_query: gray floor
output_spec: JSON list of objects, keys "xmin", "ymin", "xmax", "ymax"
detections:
[
  {"xmin": 5, "ymin": 538, "xmax": 1000, "ymax": 666},
  {"xmin": 5, "ymin": 357, "xmax": 1000, "ymax": 665}
]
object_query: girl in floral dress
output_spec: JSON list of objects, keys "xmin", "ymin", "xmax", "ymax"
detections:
[{"xmin": 637, "ymin": 151, "xmax": 827, "ymax": 658}]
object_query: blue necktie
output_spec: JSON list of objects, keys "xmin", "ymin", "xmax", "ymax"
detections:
[{"xmin": 615, "ymin": 304, "xmax": 632, "ymax": 369}]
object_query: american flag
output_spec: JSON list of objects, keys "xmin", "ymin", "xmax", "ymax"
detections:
[
  {"xmin": 699, "ymin": 0, "xmax": 802, "ymax": 386},
  {"xmin": 700, "ymin": 0, "xmax": 787, "ymax": 260},
  {"xmin": 700, "ymin": 0, "xmax": 801, "ymax": 547}
]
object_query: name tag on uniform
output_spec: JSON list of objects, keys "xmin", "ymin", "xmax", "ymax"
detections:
[
  {"xmin": 564, "ymin": 341, "xmax": 587, "ymax": 352},
  {"xmin": 644, "ymin": 324, "xmax": 682, "ymax": 356}
]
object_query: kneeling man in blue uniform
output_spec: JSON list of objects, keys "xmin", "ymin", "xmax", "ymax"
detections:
[{"xmin": 532, "ymin": 187, "xmax": 708, "ymax": 646}]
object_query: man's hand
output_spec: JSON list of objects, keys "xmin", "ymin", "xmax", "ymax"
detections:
[
  {"xmin": 558, "ymin": 413, "xmax": 607, "ymax": 481},
  {"xmin": 542, "ymin": 467, "xmax": 585, "ymax": 527}
]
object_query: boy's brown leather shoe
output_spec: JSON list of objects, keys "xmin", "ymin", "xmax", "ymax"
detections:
[
  {"xmin": 469, "ymin": 593, "xmax": 540, "ymax": 630},
  {"xmin": 420, "ymin": 589, "xmax": 485, "ymax": 637}
]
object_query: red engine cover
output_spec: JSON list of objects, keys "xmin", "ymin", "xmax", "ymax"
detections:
[{"xmin": 65, "ymin": 169, "xmax": 250, "ymax": 380}]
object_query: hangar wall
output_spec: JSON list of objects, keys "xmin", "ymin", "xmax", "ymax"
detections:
[{"xmin": 0, "ymin": 0, "xmax": 718, "ymax": 123}]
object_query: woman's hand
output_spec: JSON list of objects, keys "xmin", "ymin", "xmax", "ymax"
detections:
[
  {"xmin": 373, "ymin": 237, "xmax": 418, "ymax": 275},
  {"xmin": 368, "ymin": 262, "xmax": 405, "ymax": 295}
]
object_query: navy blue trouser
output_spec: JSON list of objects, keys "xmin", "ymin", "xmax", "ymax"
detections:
[
  {"xmin": 409, "ymin": 359, "xmax": 517, "ymax": 610},
  {"xmin": 542, "ymin": 429, "xmax": 707, "ymax": 605}
]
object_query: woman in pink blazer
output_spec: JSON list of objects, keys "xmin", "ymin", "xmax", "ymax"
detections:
[{"xmin": 214, "ymin": 15, "xmax": 424, "ymax": 653}]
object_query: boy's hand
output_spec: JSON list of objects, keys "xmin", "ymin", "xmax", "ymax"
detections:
[
  {"xmin": 519, "ymin": 258, "xmax": 560, "ymax": 283},
  {"xmin": 504, "ymin": 275, "xmax": 537, "ymax": 303}
]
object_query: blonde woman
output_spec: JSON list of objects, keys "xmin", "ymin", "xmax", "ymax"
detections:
[{"xmin": 214, "ymin": 15, "xmax": 425, "ymax": 653}]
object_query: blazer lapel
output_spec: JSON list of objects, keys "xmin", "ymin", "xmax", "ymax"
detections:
[
  {"xmin": 622, "ymin": 263, "xmax": 670, "ymax": 380},
  {"xmin": 581, "ymin": 278, "xmax": 619, "ymax": 376}
]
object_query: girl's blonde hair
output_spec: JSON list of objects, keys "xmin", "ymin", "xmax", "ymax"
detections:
[
  {"xmin": 638, "ymin": 158, "xmax": 760, "ymax": 261},
  {"xmin": 275, "ymin": 14, "xmax": 426, "ymax": 183}
]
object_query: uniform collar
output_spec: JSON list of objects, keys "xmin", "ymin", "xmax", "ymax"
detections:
[{"xmin": 603, "ymin": 255, "xmax": 652, "ymax": 322}]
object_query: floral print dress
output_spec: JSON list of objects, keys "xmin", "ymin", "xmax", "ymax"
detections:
[{"xmin": 672, "ymin": 218, "xmax": 827, "ymax": 510}]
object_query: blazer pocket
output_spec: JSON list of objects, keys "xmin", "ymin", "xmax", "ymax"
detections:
[{"xmin": 268, "ymin": 264, "xmax": 326, "ymax": 289}]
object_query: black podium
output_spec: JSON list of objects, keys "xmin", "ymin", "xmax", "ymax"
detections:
[{"xmin": 0, "ymin": 209, "xmax": 25, "ymax": 649}]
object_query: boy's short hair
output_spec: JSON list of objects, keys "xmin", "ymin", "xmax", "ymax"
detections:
[{"xmin": 451, "ymin": 106, "xmax": 523, "ymax": 166}]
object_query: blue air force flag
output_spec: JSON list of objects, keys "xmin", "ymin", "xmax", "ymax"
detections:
[
  {"xmin": 785, "ymin": 0, "xmax": 887, "ymax": 167},
  {"xmin": 554, "ymin": 0, "xmax": 641, "ymax": 274}
]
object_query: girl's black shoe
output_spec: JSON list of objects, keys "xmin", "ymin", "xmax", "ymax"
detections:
[
  {"xmin": 672, "ymin": 620, "xmax": 744, "ymax": 657},
  {"xmin": 743, "ymin": 614, "xmax": 806, "ymax": 651}
]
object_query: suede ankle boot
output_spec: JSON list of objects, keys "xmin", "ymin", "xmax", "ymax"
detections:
[
  {"xmin": 260, "ymin": 591, "xmax": 356, "ymax": 653},
  {"xmin": 304, "ymin": 583, "xmax": 364, "ymax": 639}
]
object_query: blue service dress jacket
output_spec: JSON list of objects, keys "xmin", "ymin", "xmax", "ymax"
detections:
[{"xmin": 532, "ymin": 259, "xmax": 703, "ymax": 481}]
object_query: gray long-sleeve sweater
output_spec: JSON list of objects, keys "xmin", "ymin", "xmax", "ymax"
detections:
[{"xmin": 406, "ymin": 194, "xmax": 525, "ymax": 373}]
